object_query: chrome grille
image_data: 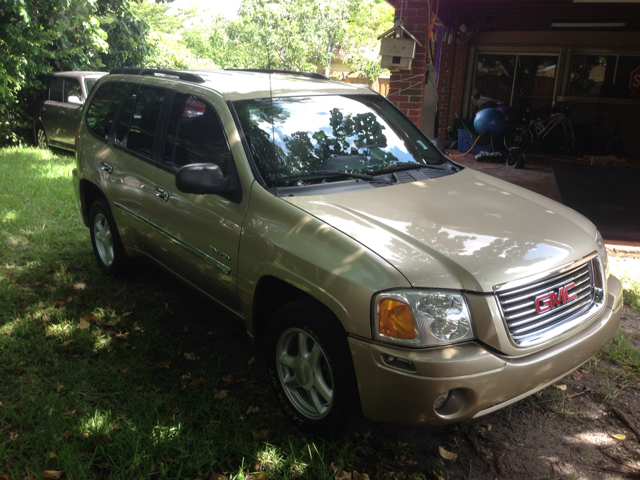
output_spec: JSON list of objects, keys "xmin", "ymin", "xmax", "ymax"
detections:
[{"xmin": 495, "ymin": 256, "xmax": 604, "ymax": 346}]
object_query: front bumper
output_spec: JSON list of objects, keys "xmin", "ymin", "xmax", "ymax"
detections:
[{"xmin": 349, "ymin": 275, "xmax": 623, "ymax": 425}]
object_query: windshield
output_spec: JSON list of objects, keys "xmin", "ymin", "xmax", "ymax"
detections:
[
  {"xmin": 233, "ymin": 95, "xmax": 449, "ymax": 187},
  {"xmin": 84, "ymin": 78, "xmax": 101, "ymax": 96}
]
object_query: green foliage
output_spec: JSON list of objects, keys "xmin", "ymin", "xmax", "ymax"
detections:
[
  {"xmin": 179, "ymin": 0, "xmax": 393, "ymax": 79},
  {"xmin": 0, "ymin": 0, "xmax": 151, "ymax": 145}
]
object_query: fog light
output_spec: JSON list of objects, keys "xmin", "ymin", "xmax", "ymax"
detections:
[
  {"xmin": 381, "ymin": 353, "xmax": 416, "ymax": 372},
  {"xmin": 434, "ymin": 390, "xmax": 451, "ymax": 409}
]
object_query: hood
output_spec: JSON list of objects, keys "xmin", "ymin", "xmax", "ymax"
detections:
[{"xmin": 284, "ymin": 168, "xmax": 597, "ymax": 292}]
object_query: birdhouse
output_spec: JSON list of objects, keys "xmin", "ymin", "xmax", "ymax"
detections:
[
  {"xmin": 377, "ymin": 20, "xmax": 422, "ymax": 72},
  {"xmin": 380, "ymin": 38, "xmax": 416, "ymax": 71}
]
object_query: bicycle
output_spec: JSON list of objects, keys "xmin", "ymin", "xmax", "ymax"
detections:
[{"xmin": 503, "ymin": 103, "xmax": 577, "ymax": 156}]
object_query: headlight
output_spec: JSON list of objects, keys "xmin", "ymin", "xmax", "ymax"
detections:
[
  {"xmin": 373, "ymin": 290, "xmax": 475, "ymax": 347},
  {"xmin": 595, "ymin": 230, "xmax": 609, "ymax": 276}
]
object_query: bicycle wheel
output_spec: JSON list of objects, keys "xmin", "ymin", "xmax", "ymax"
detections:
[
  {"xmin": 503, "ymin": 125, "xmax": 534, "ymax": 152},
  {"xmin": 561, "ymin": 120, "xmax": 578, "ymax": 156}
]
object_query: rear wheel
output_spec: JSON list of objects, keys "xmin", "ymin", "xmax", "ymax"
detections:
[
  {"xmin": 36, "ymin": 126, "xmax": 48, "ymax": 148},
  {"xmin": 89, "ymin": 198, "xmax": 130, "ymax": 277},
  {"xmin": 503, "ymin": 125, "xmax": 533, "ymax": 151},
  {"xmin": 266, "ymin": 299, "xmax": 361, "ymax": 438}
]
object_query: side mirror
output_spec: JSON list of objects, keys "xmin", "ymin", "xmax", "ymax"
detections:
[
  {"xmin": 67, "ymin": 95, "xmax": 83, "ymax": 105},
  {"xmin": 175, "ymin": 163, "xmax": 236, "ymax": 195}
]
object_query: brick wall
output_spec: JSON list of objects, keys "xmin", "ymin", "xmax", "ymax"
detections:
[{"xmin": 387, "ymin": 2, "xmax": 470, "ymax": 139}]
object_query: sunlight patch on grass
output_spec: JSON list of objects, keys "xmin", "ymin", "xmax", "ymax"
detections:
[
  {"xmin": 2, "ymin": 211, "xmax": 17, "ymax": 222},
  {"xmin": 609, "ymin": 256, "xmax": 640, "ymax": 312}
]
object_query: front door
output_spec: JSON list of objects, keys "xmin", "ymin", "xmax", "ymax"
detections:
[{"xmin": 145, "ymin": 90, "xmax": 248, "ymax": 314}]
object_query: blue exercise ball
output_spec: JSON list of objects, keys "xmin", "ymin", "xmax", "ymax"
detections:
[{"xmin": 473, "ymin": 108, "xmax": 505, "ymax": 137}]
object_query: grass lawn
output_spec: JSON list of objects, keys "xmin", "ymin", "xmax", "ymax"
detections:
[{"xmin": 1, "ymin": 146, "xmax": 639, "ymax": 480}]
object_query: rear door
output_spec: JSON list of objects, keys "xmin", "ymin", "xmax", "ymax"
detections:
[{"xmin": 41, "ymin": 77, "xmax": 64, "ymax": 143}]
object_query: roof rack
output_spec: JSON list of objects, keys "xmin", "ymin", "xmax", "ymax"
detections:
[
  {"xmin": 109, "ymin": 67, "xmax": 205, "ymax": 84},
  {"xmin": 225, "ymin": 69, "xmax": 329, "ymax": 81}
]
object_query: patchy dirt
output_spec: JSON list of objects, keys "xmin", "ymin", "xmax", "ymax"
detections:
[{"xmin": 437, "ymin": 306, "xmax": 640, "ymax": 480}]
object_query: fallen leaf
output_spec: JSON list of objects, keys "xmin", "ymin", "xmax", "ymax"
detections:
[
  {"xmin": 353, "ymin": 473, "xmax": 370, "ymax": 480},
  {"xmin": 113, "ymin": 423, "xmax": 121, "ymax": 431},
  {"xmin": 122, "ymin": 312, "xmax": 132, "ymax": 317},
  {"xmin": 62, "ymin": 340, "xmax": 74, "ymax": 346},
  {"xmin": 247, "ymin": 406, "xmax": 259, "ymax": 414},
  {"xmin": 554, "ymin": 384, "xmax": 567, "ymax": 391},
  {"xmin": 0, "ymin": 401, "xmax": 3, "ymax": 408},
  {"xmin": 438, "ymin": 446, "xmax": 458, "ymax": 460},
  {"xmin": 119, "ymin": 367, "xmax": 128, "ymax": 374},
  {"xmin": 612, "ymin": 433, "xmax": 626, "ymax": 440},
  {"xmin": 335, "ymin": 471, "xmax": 352, "ymax": 480},
  {"xmin": 571, "ymin": 371, "xmax": 582, "ymax": 381},
  {"xmin": 73, "ymin": 283, "xmax": 86, "ymax": 290},
  {"xmin": 158, "ymin": 361, "xmax": 171, "ymax": 369},
  {"xmin": 43, "ymin": 471, "xmax": 62, "ymax": 479},
  {"xmin": 163, "ymin": 302, "xmax": 169, "ymax": 310},
  {"xmin": 222, "ymin": 374, "xmax": 235, "ymax": 384},
  {"xmin": 115, "ymin": 332, "xmax": 129, "ymax": 339},
  {"xmin": 330, "ymin": 462, "xmax": 339, "ymax": 473},
  {"xmin": 252, "ymin": 473, "xmax": 267, "ymax": 480},
  {"xmin": 190, "ymin": 378, "xmax": 204, "ymax": 387},
  {"xmin": 486, "ymin": 424, "xmax": 492, "ymax": 431},
  {"xmin": 213, "ymin": 389, "xmax": 228, "ymax": 400},
  {"xmin": 49, "ymin": 452, "xmax": 57, "ymax": 458},
  {"xmin": 56, "ymin": 382, "xmax": 64, "ymax": 392},
  {"xmin": 78, "ymin": 320, "xmax": 90, "ymax": 330},
  {"xmin": 622, "ymin": 366, "xmax": 633, "ymax": 370},
  {"xmin": 80, "ymin": 314, "xmax": 98, "ymax": 323},
  {"xmin": 0, "ymin": 475, "xmax": 8, "ymax": 480},
  {"xmin": 248, "ymin": 356, "xmax": 257, "ymax": 365},
  {"xmin": 252, "ymin": 429, "xmax": 268, "ymax": 442},
  {"xmin": 8, "ymin": 432, "xmax": 18, "ymax": 444},
  {"xmin": 184, "ymin": 352, "xmax": 198, "ymax": 360},
  {"xmin": 210, "ymin": 473, "xmax": 225, "ymax": 480},
  {"xmin": 116, "ymin": 413, "xmax": 127, "ymax": 419}
]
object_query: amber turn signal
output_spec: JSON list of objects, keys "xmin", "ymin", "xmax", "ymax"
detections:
[{"xmin": 378, "ymin": 299, "xmax": 415, "ymax": 339}]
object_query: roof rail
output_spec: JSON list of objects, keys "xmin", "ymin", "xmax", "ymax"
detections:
[
  {"xmin": 225, "ymin": 69, "xmax": 329, "ymax": 81},
  {"xmin": 109, "ymin": 67, "xmax": 205, "ymax": 84}
]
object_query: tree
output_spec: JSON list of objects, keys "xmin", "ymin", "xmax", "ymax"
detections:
[{"xmin": 0, "ymin": 0, "xmax": 151, "ymax": 143}]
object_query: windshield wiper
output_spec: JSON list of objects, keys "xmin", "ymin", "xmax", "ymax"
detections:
[
  {"xmin": 367, "ymin": 163, "xmax": 446, "ymax": 175},
  {"xmin": 273, "ymin": 170, "xmax": 375, "ymax": 184}
]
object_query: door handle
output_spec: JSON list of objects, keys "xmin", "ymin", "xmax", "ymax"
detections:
[
  {"xmin": 100, "ymin": 162, "xmax": 113, "ymax": 174},
  {"xmin": 155, "ymin": 187, "xmax": 169, "ymax": 202}
]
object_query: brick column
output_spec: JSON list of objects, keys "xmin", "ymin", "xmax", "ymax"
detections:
[
  {"xmin": 387, "ymin": 3, "xmax": 430, "ymax": 129},
  {"xmin": 436, "ymin": 35, "xmax": 469, "ymax": 139}
]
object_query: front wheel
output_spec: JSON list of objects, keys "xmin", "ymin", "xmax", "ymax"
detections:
[
  {"xmin": 503, "ymin": 125, "xmax": 533, "ymax": 151},
  {"xmin": 89, "ymin": 198, "xmax": 131, "ymax": 278},
  {"xmin": 266, "ymin": 299, "xmax": 361, "ymax": 438}
]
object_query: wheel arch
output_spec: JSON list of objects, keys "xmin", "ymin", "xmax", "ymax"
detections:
[
  {"xmin": 251, "ymin": 276, "xmax": 344, "ymax": 350},
  {"xmin": 79, "ymin": 180, "xmax": 106, "ymax": 228}
]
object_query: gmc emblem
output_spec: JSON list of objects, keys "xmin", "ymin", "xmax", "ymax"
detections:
[{"xmin": 535, "ymin": 282, "xmax": 577, "ymax": 314}]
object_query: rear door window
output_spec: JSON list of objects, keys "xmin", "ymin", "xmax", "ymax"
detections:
[
  {"xmin": 127, "ymin": 86, "xmax": 166, "ymax": 158},
  {"xmin": 162, "ymin": 93, "xmax": 232, "ymax": 172},
  {"xmin": 86, "ymin": 82, "xmax": 131, "ymax": 141},
  {"xmin": 49, "ymin": 78, "xmax": 63, "ymax": 102}
]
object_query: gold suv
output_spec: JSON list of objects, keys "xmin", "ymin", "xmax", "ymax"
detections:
[{"xmin": 73, "ymin": 68, "xmax": 622, "ymax": 437}]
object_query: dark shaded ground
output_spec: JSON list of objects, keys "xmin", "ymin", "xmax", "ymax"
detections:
[{"xmin": 134, "ymin": 259, "xmax": 640, "ymax": 480}]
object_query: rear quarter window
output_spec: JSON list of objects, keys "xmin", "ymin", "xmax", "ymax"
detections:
[{"xmin": 85, "ymin": 82, "xmax": 131, "ymax": 140}]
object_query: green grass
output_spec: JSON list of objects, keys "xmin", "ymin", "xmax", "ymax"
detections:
[
  {"xmin": 609, "ymin": 256, "xmax": 640, "ymax": 313},
  {"xmin": 0, "ymin": 147, "xmax": 378, "ymax": 479}
]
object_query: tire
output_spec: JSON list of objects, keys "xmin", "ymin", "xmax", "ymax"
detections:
[
  {"xmin": 266, "ymin": 298, "xmax": 361, "ymax": 438},
  {"xmin": 36, "ymin": 125, "xmax": 48, "ymax": 149},
  {"xmin": 89, "ymin": 198, "xmax": 130, "ymax": 278},
  {"xmin": 503, "ymin": 125, "xmax": 533, "ymax": 152}
]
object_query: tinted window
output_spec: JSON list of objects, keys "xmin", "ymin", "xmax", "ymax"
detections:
[
  {"xmin": 86, "ymin": 82, "xmax": 130, "ymax": 140},
  {"xmin": 50, "ymin": 78, "xmax": 63, "ymax": 102},
  {"xmin": 84, "ymin": 78, "xmax": 100, "ymax": 95},
  {"xmin": 127, "ymin": 86, "xmax": 166, "ymax": 157},
  {"xmin": 64, "ymin": 78, "xmax": 82, "ymax": 102},
  {"xmin": 162, "ymin": 93, "xmax": 231, "ymax": 172},
  {"xmin": 114, "ymin": 86, "xmax": 139, "ymax": 148}
]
